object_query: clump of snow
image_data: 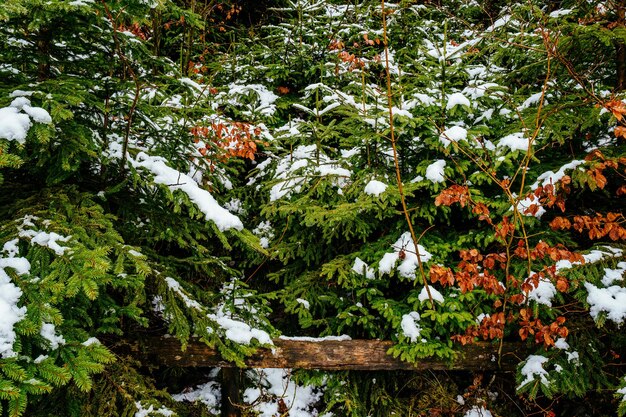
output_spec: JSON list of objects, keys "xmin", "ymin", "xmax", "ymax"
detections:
[
  {"xmin": 531, "ymin": 160, "xmax": 585, "ymax": 189},
  {"xmin": 554, "ymin": 338, "xmax": 569, "ymax": 350},
  {"xmin": 208, "ymin": 313, "xmax": 272, "ymax": 346},
  {"xmin": 518, "ymin": 355, "xmax": 550, "ymax": 389},
  {"xmin": 165, "ymin": 277, "xmax": 202, "ymax": 310},
  {"xmin": 418, "ymin": 286, "xmax": 444, "ymax": 304},
  {"xmin": 527, "ymin": 278, "xmax": 557, "ymax": 307},
  {"xmin": 0, "ymin": 256, "xmax": 29, "ymax": 358},
  {"xmin": 296, "ymin": 298, "xmax": 310, "ymax": 309},
  {"xmin": 132, "ymin": 152, "xmax": 243, "ymax": 231},
  {"xmin": 440, "ymin": 126, "xmax": 468, "ymax": 147},
  {"xmin": 2, "ymin": 239, "xmax": 19, "ymax": 258},
  {"xmin": 401, "ymin": 311, "xmax": 422, "ymax": 342},
  {"xmin": 268, "ymin": 145, "xmax": 351, "ymax": 201},
  {"xmin": 464, "ymin": 406, "xmax": 493, "ymax": 417},
  {"xmin": 18, "ymin": 229, "xmax": 71, "ymax": 256},
  {"xmin": 549, "ymin": 9, "xmax": 572, "ymax": 18},
  {"xmin": 364, "ymin": 180, "xmax": 388, "ymax": 196},
  {"xmin": 425, "ymin": 160, "xmax": 446, "ymax": 183},
  {"xmin": 40, "ymin": 323, "xmax": 65, "ymax": 350},
  {"xmin": 224, "ymin": 198, "xmax": 244, "ymax": 215},
  {"xmin": 584, "ymin": 282, "xmax": 626, "ymax": 324},
  {"xmin": 173, "ymin": 378, "xmax": 221, "ymax": 415},
  {"xmin": 253, "ymin": 221, "xmax": 275, "ymax": 249},
  {"xmin": 244, "ymin": 368, "xmax": 323, "ymax": 417},
  {"xmin": 446, "ymin": 92, "xmax": 470, "ymax": 109},
  {"xmin": 602, "ymin": 262, "xmax": 626, "ymax": 286},
  {"xmin": 378, "ymin": 232, "xmax": 432, "ymax": 279},
  {"xmin": 519, "ymin": 92, "xmax": 546, "ymax": 109},
  {"xmin": 220, "ymin": 83, "xmax": 279, "ymax": 117},
  {"xmin": 0, "ymin": 96, "xmax": 52, "ymax": 144},
  {"xmin": 134, "ymin": 401, "xmax": 174, "ymax": 417},
  {"xmin": 498, "ymin": 132, "xmax": 529, "ymax": 152},
  {"xmin": 352, "ymin": 257, "xmax": 375, "ymax": 279},
  {"xmin": 556, "ymin": 246, "xmax": 623, "ymax": 272},
  {"xmin": 82, "ymin": 337, "xmax": 101, "ymax": 346},
  {"xmin": 566, "ymin": 351, "xmax": 580, "ymax": 364}
]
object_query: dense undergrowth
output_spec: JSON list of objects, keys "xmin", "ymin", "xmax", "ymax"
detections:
[{"xmin": 0, "ymin": 0, "xmax": 625, "ymax": 416}]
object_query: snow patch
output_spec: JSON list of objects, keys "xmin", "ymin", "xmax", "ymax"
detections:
[
  {"xmin": 0, "ymin": 257, "xmax": 29, "ymax": 358},
  {"xmin": 378, "ymin": 232, "xmax": 432, "ymax": 279},
  {"xmin": 132, "ymin": 152, "xmax": 243, "ymax": 231},
  {"xmin": 518, "ymin": 355, "xmax": 550, "ymax": 389},
  {"xmin": 425, "ymin": 160, "xmax": 446, "ymax": 183},
  {"xmin": 364, "ymin": 180, "xmax": 388, "ymax": 196}
]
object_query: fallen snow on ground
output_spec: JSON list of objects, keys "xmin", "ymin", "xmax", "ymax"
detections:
[
  {"xmin": 244, "ymin": 368, "xmax": 326, "ymax": 417},
  {"xmin": 173, "ymin": 371, "xmax": 221, "ymax": 416},
  {"xmin": 464, "ymin": 406, "xmax": 493, "ymax": 417}
]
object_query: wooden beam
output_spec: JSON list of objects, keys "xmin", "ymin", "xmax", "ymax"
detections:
[{"xmin": 133, "ymin": 337, "xmax": 525, "ymax": 371}]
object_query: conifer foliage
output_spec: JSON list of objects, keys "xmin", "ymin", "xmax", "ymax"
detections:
[{"xmin": 0, "ymin": 0, "xmax": 625, "ymax": 416}]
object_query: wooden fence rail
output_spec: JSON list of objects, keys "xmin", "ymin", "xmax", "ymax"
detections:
[
  {"xmin": 128, "ymin": 337, "xmax": 525, "ymax": 417},
  {"xmin": 133, "ymin": 337, "xmax": 524, "ymax": 371}
]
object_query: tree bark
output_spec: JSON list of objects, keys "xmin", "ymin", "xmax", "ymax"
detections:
[{"xmin": 131, "ymin": 337, "xmax": 525, "ymax": 371}]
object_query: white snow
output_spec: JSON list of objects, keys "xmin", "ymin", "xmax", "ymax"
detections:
[
  {"xmin": 531, "ymin": 160, "xmax": 585, "ymax": 189},
  {"xmin": 134, "ymin": 401, "xmax": 174, "ymax": 417},
  {"xmin": 418, "ymin": 286, "xmax": 444, "ymax": 304},
  {"xmin": 549, "ymin": 9, "xmax": 572, "ymax": 18},
  {"xmin": 554, "ymin": 338, "xmax": 569, "ymax": 350},
  {"xmin": 253, "ymin": 221, "xmax": 275, "ymax": 249},
  {"xmin": 296, "ymin": 298, "xmax": 310, "ymax": 309},
  {"xmin": 2, "ymin": 239, "xmax": 19, "ymax": 258},
  {"xmin": 527, "ymin": 278, "xmax": 557, "ymax": 307},
  {"xmin": 82, "ymin": 337, "xmax": 101, "ymax": 346},
  {"xmin": 132, "ymin": 152, "xmax": 243, "ymax": 231},
  {"xmin": 585, "ymin": 282, "xmax": 626, "ymax": 324},
  {"xmin": 464, "ymin": 406, "xmax": 493, "ymax": 417},
  {"xmin": 244, "ymin": 368, "xmax": 323, "ymax": 417},
  {"xmin": 364, "ymin": 180, "xmax": 388, "ymax": 196},
  {"xmin": 223, "ymin": 83, "xmax": 279, "ymax": 116},
  {"xmin": 0, "ymin": 97, "xmax": 52, "ymax": 144},
  {"xmin": 519, "ymin": 92, "xmax": 545, "ymax": 109},
  {"xmin": 209, "ymin": 314, "xmax": 272, "ymax": 345},
  {"xmin": 400, "ymin": 312, "xmax": 422, "ymax": 342},
  {"xmin": 18, "ymin": 229, "xmax": 71, "ymax": 256},
  {"xmin": 518, "ymin": 355, "xmax": 550, "ymax": 388},
  {"xmin": 446, "ymin": 93, "xmax": 470, "ymax": 109},
  {"xmin": 425, "ymin": 160, "xmax": 446, "ymax": 183},
  {"xmin": 173, "ymin": 380, "xmax": 221, "ymax": 415},
  {"xmin": 268, "ymin": 145, "xmax": 351, "ymax": 201},
  {"xmin": 165, "ymin": 277, "xmax": 203, "ymax": 310},
  {"xmin": 497, "ymin": 132, "xmax": 529, "ymax": 152},
  {"xmin": 0, "ymin": 107, "xmax": 32, "ymax": 143},
  {"xmin": 602, "ymin": 262, "xmax": 626, "ymax": 286},
  {"xmin": 352, "ymin": 257, "xmax": 375, "ymax": 279},
  {"xmin": 40, "ymin": 323, "xmax": 65, "ymax": 350},
  {"xmin": 378, "ymin": 232, "xmax": 432, "ymax": 279},
  {"xmin": 0, "ymin": 256, "xmax": 29, "ymax": 358},
  {"xmin": 440, "ymin": 126, "xmax": 468, "ymax": 147}
]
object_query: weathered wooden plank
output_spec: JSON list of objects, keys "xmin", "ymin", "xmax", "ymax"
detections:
[
  {"xmin": 134, "ymin": 337, "xmax": 524, "ymax": 371},
  {"xmin": 221, "ymin": 368, "xmax": 241, "ymax": 417}
]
